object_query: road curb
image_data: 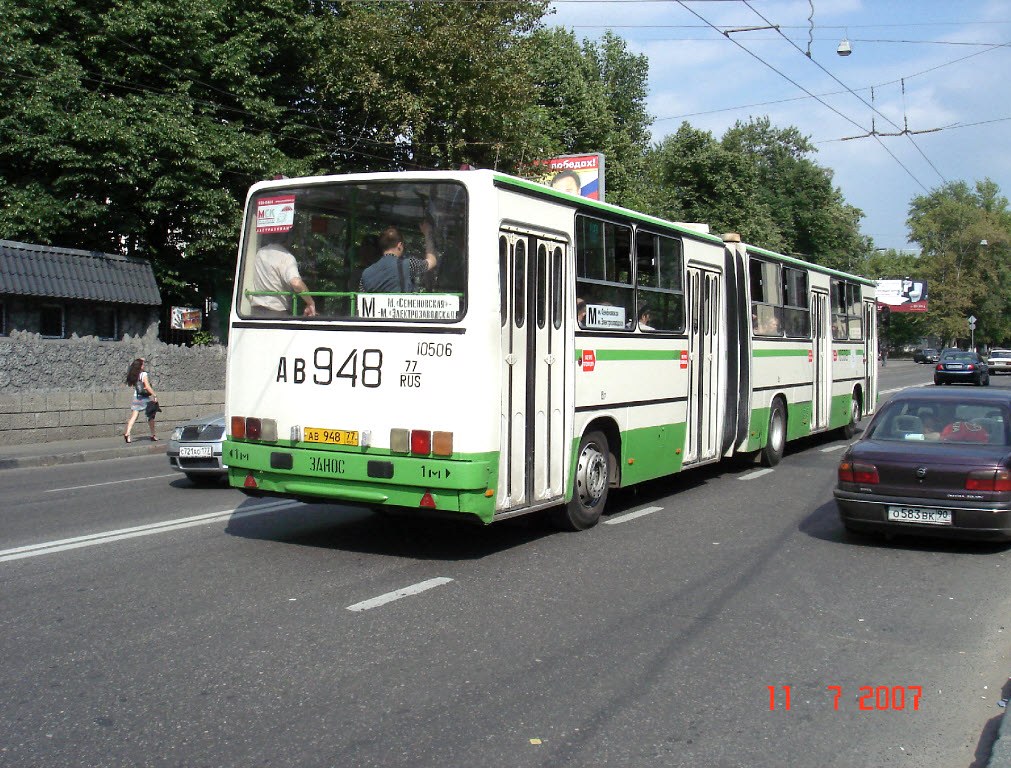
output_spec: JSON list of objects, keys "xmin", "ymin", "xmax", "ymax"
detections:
[{"xmin": 0, "ymin": 444, "xmax": 166, "ymax": 471}]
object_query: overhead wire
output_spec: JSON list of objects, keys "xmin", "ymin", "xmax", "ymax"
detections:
[
  {"xmin": 741, "ymin": 0, "xmax": 946, "ymax": 184},
  {"xmin": 654, "ymin": 40, "xmax": 1010, "ymax": 123},
  {"xmin": 672, "ymin": 0, "xmax": 930, "ymax": 192}
]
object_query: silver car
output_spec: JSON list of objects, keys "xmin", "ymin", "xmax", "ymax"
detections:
[{"xmin": 167, "ymin": 414, "xmax": 227, "ymax": 484}]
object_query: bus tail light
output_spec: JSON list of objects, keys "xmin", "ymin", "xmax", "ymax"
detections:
[
  {"xmin": 230, "ymin": 416, "xmax": 277, "ymax": 441},
  {"xmin": 244, "ymin": 473, "xmax": 258, "ymax": 488},
  {"xmin": 411, "ymin": 429, "xmax": 431, "ymax": 455},
  {"xmin": 433, "ymin": 431, "xmax": 453, "ymax": 456},
  {"xmin": 838, "ymin": 460, "xmax": 879, "ymax": 484},
  {"xmin": 391, "ymin": 428, "xmax": 453, "ymax": 456},
  {"xmin": 966, "ymin": 469, "xmax": 1011, "ymax": 492},
  {"xmin": 390, "ymin": 428, "xmax": 409, "ymax": 453},
  {"xmin": 420, "ymin": 491, "xmax": 436, "ymax": 508}
]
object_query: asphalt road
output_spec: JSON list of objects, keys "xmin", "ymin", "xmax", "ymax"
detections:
[{"xmin": 1, "ymin": 360, "xmax": 1008, "ymax": 767}]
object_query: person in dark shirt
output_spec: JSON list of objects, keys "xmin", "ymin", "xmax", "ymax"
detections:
[{"xmin": 359, "ymin": 221, "xmax": 438, "ymax": 293}]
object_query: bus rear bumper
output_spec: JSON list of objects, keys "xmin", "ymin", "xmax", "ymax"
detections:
[{"xmin": 224, "ymin": 439, "xmax": 498, "ymax": 521}]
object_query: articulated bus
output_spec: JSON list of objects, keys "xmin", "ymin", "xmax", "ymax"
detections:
[{"xmin": 224, "ymin": 170, "xmax": 877, "ymax": 529}]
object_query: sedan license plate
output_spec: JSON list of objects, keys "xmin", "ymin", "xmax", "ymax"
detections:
[
  {"xmin": 304, "ymin": 427, "xmax": 359, "ymax": 446},
  {"xmin": 179, "ymin": 445, "xmax": 212, "ymax": 458},
  {"xmin": 887, "ymin": 506, "xmax": 952, "ymax": 526}
]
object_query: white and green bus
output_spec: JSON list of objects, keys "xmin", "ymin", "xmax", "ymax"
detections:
[{"xmin": 224, "ymin": 170, "xmax": 877, "ymax": 529}]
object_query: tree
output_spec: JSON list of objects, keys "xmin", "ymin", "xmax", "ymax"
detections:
[
  {"xmin": 721, "ymin": 117, "xmax": 865, "ymax": 269},
  {"xmin": 907, "ymin": 179, "xmax": 1011, "ymax": 347},
  {"xmin": 524, "ymin": 28, "xmax": 651, "ymax": 204},
  {"xmin": 633, "ymin": 123, "xmax": 782, "ymax": 247}
]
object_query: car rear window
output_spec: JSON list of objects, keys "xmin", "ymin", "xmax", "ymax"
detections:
[
  {"xmin": 868, "ymin": 400, "xmax": 1009, "ymax": 445},
  {"xmin": 990, "ymin": 350, "xmax": 1011, "ymax": 359}
]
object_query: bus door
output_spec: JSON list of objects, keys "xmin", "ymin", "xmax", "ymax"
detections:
[
  {"xmin": 498, "ymin": 228, "xmax": 568, "ymax": 510},
  {"xmin": 684, "ymin": 265, "xmax": 722, "ymax": 465},
  {"xmin": 863, "ymin": 300, "xmax": 877, "ymax": 413},
  {"xmin": 811, "ymin": 291, "xmax": 831, "ymax": 430}
]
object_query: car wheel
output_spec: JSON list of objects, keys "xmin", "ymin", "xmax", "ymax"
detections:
[
  {"xmin": 551, "ymin": 430, "xmax": 610, "ymax": 531},
  {"xmin": 933, "ymin": 377, "xmax": 942, "ymax": 386},
  {"xmin": 760, "ymin": 400, "xmax": 786, "ymax": 467}
]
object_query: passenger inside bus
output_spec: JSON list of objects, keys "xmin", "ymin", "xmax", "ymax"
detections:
[
  {"xmin": 359, "ymin": 220, "xmax": 438, "ymax": 293},
  {"xmin": 249, "ymin": 232, "xmax": 317, "ymax": 317}
]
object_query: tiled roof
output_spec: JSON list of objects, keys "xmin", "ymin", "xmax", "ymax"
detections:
[{"xmin": 0, "ymin": 239, "xmax": 161, "ymax": 306}]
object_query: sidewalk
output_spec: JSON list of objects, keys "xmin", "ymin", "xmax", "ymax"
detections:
[{"xmin": 0, "ymin": 433, "xmax": 166, "ymax": 471}]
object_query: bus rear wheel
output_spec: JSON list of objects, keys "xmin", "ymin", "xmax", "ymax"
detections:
[
  {"xmin": 760, "ymin": 400, "xmax": 786, "ymax": 467},
  {"xmin": 840, "ymin": 395, "xmax": 860, "ymax": 439},
  {"xmin": 552, "ymin": 430, "xmax": 610, "ymax": 531}
]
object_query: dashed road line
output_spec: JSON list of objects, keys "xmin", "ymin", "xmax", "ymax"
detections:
[
  {"xmin": 604, "ymin": 506, "xmax": 663, "ymax": 525},
  {"xmin": 346, "ymin": 577, "xmax": 454, "ymax": 612},
  {"xmin": 739, "ymin": 468, "xmax": 775, "ymax": 480}
]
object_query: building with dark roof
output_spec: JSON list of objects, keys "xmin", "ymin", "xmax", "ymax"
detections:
[{"xmin": 0, "ymin": 239, "xmax": 161, "ymax": 339}]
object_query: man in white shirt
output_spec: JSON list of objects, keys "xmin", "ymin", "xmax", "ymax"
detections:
[{"xmin": 249, "ymin": 233, "xmax": 317, "ymax": 317}]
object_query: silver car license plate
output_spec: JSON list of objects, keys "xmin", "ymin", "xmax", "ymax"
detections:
[{"xmin": 179, "ymin": 445, "xmax": 213, "ymax": 458}]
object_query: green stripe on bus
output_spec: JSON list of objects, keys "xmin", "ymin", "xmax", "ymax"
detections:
[
  {"xmin": 752, "ymin": 348, "xmax": 810, "ymax": 358},
  {"xmin": 575, "ymin": 348, "xmax": 683, "ymax": 362}
]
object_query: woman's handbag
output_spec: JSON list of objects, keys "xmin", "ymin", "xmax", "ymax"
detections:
[{"xmin": 145, "ymin": 399, "xmax": 162, "ymax": 418}]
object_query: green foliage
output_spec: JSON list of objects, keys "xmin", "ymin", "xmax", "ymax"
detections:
[
  {"xmin": 524, "ymin": 28, "xmax": 651, "ymax": 203},
  {"xmin": 907, "ymin": 179, "xmax": 1011, "ymax": 347},
  {"xmin": 1, "ymin": 0, "xmax": 876, "ymax": 315},
  {"xmin": 190, "ymin": 330, "xmax": 216, "ymax": 346}
]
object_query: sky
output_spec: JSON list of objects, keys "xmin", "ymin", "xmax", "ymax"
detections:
[{"xmin": 546, "ymin": 0, "xmax": 1011, "ymax": 252}]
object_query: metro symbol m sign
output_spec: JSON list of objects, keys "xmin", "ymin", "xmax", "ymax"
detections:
[{"xmin": 582, "ymin": 350, "xmax": 596, "ymax": 372}]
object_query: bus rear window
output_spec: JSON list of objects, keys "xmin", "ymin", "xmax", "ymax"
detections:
[{"xmin": 236, "ymin": 181, "xmax": 468, "ymax": 322}]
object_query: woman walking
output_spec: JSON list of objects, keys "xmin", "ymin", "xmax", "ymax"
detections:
[{"xmin": 124, "ymin": 358, "xmax": 158, "ymax": 442}]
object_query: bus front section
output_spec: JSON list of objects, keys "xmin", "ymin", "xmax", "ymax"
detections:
[{"xmin": 224, "ymin": 173, "xmax": 500, "ymax": 522}]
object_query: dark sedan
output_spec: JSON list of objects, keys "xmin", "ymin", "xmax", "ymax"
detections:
[
  {"xmin": 913, "ymin": 348, "xmax": 940, "ymax": 364},
  {"xmin": 835, "ymin": 388, "xmax": 1011, "ymax": 541},
  {"xmin": 934, "ymin": 350, "xmax": 989, "ymax": 386}
]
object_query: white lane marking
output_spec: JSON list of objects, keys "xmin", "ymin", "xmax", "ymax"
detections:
[
  {"xmin": 739, "ymin": 468, "xmax": 774, "ymax": 480},
  {"xmin": 346, "ymin": 577, "xmax": 453, "ymax": 612},
  {"xmin": 879, "ymin": 386, "xmax": 908, "ymax": 395},
  {"xmin": 0, "ymin": 500, "xmax": 299, "ymax": 563},
  {"xmin": 821, "ymin": 444, "xmax": 848, "ymax": 453},
  {"xmin": 46, "ymin": 474, "xmax": 179, "ymax": 493},
  {"xmin": 604, "ymin": 506, "xmax": 663, "ymax": 525}
]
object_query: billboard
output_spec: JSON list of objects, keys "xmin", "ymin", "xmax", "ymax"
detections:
[
  {"xmin": 530, "ymin": 153, "xmax": 605, "ymax": 201},
  {"xmin": 876, "ymin": 279, "xmax": 928, "ymax": 313},
  {"xmin": 170, "ymin": 306, "xmax": 203, "ymax": 331}
]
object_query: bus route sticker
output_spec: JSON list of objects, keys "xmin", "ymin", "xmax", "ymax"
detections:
[
  {"xmin": 582, "ymin": 350, "xmax": 595, "ymax": 372},
  {"xmin": 680, "ymin": 350, "xmax": 688, "ymax": 369},
  {"xmin": 358, "ymin": 294, "xmax": 460, "ymax": 321},
  {"xmin": 256, "ymin": 195, "xmax": 295, "ymax": 233}
]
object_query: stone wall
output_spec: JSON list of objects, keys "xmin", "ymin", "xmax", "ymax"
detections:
[{"xmin": 0, "ymin": 330, "xmax": 226, "ymax": 444}]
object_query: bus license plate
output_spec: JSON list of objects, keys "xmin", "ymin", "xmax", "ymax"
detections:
[
  {"xmin": 886, "ymin": 506, "xmax": 952, "ymax": 525},
  {"xmin": 304, "ymin": 427, "xmax": 359, "ymax": 446}
]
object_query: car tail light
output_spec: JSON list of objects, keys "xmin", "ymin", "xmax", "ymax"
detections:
[
  {"xmin": 965, "ymin": 469, "xmax": 1011, "ymax": 492},
  {"xmin": 967, "ymin": 364, "xmax": 976, "ymax": 371},
  {"xmin": 935, "ymin": 363, "xmax": 943, "ymax": 371},
  {"xmin": 838, "ymin": 460, "xmax": 879, "ymax": 484}
]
